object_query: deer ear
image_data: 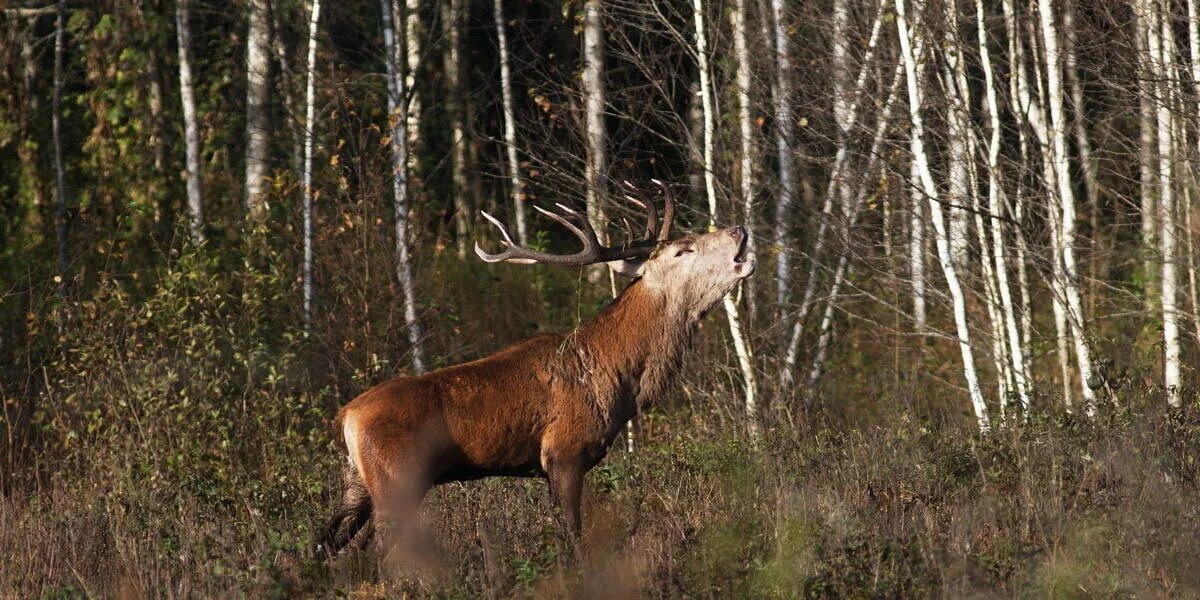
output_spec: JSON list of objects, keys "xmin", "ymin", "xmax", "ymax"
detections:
[{"xmin": 606, "ymin": 259, "xmax": 645, "ymax": 278}]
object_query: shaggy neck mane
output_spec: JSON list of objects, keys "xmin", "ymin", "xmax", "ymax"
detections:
[{"xmin": 554, "ymin": 278, "xmax": 696, "ymax": 417}]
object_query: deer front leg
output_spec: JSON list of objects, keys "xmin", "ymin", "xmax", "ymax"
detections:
[{"xmin": 544, "ymin": 453, "xmax": 585, "ymax": 539}]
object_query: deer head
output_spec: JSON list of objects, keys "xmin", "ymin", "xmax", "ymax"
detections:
[{"xmin": 475, "ymin": 180, "xmax": 755, "ymax": 312}]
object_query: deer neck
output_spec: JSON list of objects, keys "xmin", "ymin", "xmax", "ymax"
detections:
[{"xmin": 569, "ymin": 279, "xmax": 694, "ymax": 418}]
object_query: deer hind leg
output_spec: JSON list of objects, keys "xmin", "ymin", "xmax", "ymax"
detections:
[{"xmin": 316, "ymin": 462, "xmax": 374, "ymax": 561}]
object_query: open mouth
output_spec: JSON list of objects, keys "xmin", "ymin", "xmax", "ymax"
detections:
[{"xmin": 733, "ymin": 228, "xmax": 750, "ymax": 264}]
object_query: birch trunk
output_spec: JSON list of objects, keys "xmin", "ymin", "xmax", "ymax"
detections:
[
  {"xmin": 244, "ymin": 0, "xmax": 271, "ymax": 220},
  {"xmin": 693, "ymin": 0, "xmax": 759, "ymax": 435},
  {"xmin": 1137, "ymin": 3, "xmax": 1159, "ymax": 291},
  {"xmin": 770, "ymin": 0, "xmax": 797, "ymax": 312},
  {"xmin": 444, "ymin": 0, "xmax": 470, "ymax": 257},
  {"xmin": 382, "ymin": 0, "xmax": 426, "ymax": 373},
  {"xmin": 780, "ymin": 0, "xmax": 889, "ymax": 386},
  {"xmin": 582, "ymin": 0, "xmax": 608, "ymax": 243},
  {"xmin": 1186, "ymin": 0, "xmax": 1200, "ymax": 345},
  {"xmin": 302, "ymin": 0, "xmax": 322, "ymax": 330},
  {"xmin": 1063, "ymin": 0, "xmax": 1100, "ymax": 307},
  {"xmin": 53, "ymin": 0, "xmax": 67, "ymax": 285},
  {"xmin": 805, "ymin": 70, "xmax": 901, "ymax": 396},
  {"xmin": 940, "ymin": 0, "xmax": 969, "ymax": 270},
  {"xmin": 977, "ymin": 0, "xmax": 1031, "ymax": 412},
  {"xmin": 176, "ymin": 0, "xmax": 205, "ymax": 245},
  {"xmin": 1147, "ymin": 0, "xmax": 1181, "ymax": 406},
  {"xmin": 896, "ymin": 0, "xmax": 990, "ymax": 432},
  {"xmin": 406, "ymin": 0, "xmax": 422, "ymax": 168},
  {"xmin": 1038, "ymin": 0, "xmax": 1097, "ymax": 412},
  {"xmin": 939, "ymin": 5, "xmax": 1012, "ymax": 406},
  {"xmin": 493, "ymin": 0, "xmax": 527, "ymax": 244},
  {"xmin": 1008, "ymin": 0, "xmax": 1074, "ymax": 408}
]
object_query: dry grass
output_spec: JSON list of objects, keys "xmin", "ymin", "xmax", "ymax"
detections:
[{"xmin": 3, "ymin": 249, "xmax": 1199, "ymax": 598}]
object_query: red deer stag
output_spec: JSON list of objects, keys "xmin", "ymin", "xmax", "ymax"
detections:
[{"xmin": 317, "ymin": 181, "xmax": 755, "ymax": 559}]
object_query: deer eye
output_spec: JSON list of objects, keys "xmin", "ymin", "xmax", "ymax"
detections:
[{"xmin": 674, "ymin": 248, "xmax": 694, "ymax": 257}]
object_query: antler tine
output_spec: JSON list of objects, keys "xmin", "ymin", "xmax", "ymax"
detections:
[
  {"xmin": 650, "ymin": 178, "xmax": 674, "ymax": 240},
  {"xmin": 621, "ymin": 180, "xmax": 659, "ymax": 243},
  {"xmin": 479, "ymin": 210, "xmax": 517, "ymax": 246}
]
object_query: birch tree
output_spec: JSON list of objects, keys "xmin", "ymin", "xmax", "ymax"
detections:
[
  {"xmin": 444, "ymin": 0, "xmax": 470, "ymax": 257},
  {"xmin": 977, "ymin": 0, "xmax": 1031, "ymax": 412},
  {"xmin": 494, "ymin": 0, "xmax": 527, "ymax": 244},
  {"xmin": 176, "ymin": 0, "xmax": 204, "ymax": 245},
  {"xmin": 1038, "ymin": 0, "xmax": 1098, "ymax": 413},
  {"xmin": 582, "ymin": 0, "xmax": 608, "ymax": 242},
  {"xmin": 52, "ymin": 0, "xmax": 67, "ymax": 285},
  {"xmin": 302, "ymin": 0, "xmax": 322, "ymax": 329},
  {"xmin": 693, "ymin": 0, "xmax": 759, "ymax": 436},
  {"xmin": 1146, "ymin": 0, "xmax": 1181, "ymax": 406},
  {"xmin": 1005, "ymin": 0, "xmax": 1073, "ymax": 406},
  {"xmin": 896, "ymin": 0, "xmax": 990, "ymax": 432},
  {"xmin": 382, "ymin": 0, "xmax": 426, "ymax": 373},
  {"xmin": 244, "ymin": 0, "xmax": 271, "ymax": 220},
  {"xmin": 769, "ymin": 0, "xmax": 797, "ymax": 313}
]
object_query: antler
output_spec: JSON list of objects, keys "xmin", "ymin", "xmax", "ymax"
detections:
[{"xmin": 475, "ymin": 181, "xmax": 675, "ymax": 267}]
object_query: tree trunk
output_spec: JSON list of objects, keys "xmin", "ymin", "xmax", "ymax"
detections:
[
  {"xmin": 805, "ymin": 66, "xmax": 901, "ymax": 399},
  {"xmin": 444, "ymin": 0, "xmax": 470, "ymax": 257},
  {"xmin": 1136, "ymin": 2, "xmax": 1159, "ymax": 294},
  {"xmin": 176, "ymin": 0, "xmax": 205, "ymax": 245},
  {"xmin": 493, "ymin": 0, "xmax": 527, "ymax": 244},
  {"xmin": 977, "ymin": 0, "xmax": 1031, "ymax": 413},
  {"xmin": 244, "ymin": 0, "xmax": 271, "ymax": 220},
  {"xmin": 694, "ymin": 0, "xmax": 759, "ymax": 437},
  {"xmin": 896, "ymin": 0, "xmax": 990, "ymax": 432},
  {"xmin": 302, "ymin": 0, "xmax": 322, "ymax": 330},
  {"xmin": 780, "ymin": 0, "xmax": 888, "ymax": 387},
  {"xmin": 1038, "ymin": 0, "xmax": 1098, "ymax": 413},
  {"xmin": 1006, "ymin": 0, "xmax": 1074, "ymax": 408},
  {"xmin": 769, "ymin": 0, "xmax": 796, "ymax": 315},
  {"xmin": 1063, "ymin": 0, "xmax": 1100, "ymax": 310},
  {"xmin": 382, "ymin": 0, "xmax": 427, "ymax": 373},
  {"xmin": 53, "ymin": 0, "xmax": 68, "ymax": 288},
  {"xmin": 582, "ymin": 0, "xmax": 608, "ymax": 249},
  {"xmin": 1147, "ymin": 0, "xmax": 1181, "ymax": 406}
]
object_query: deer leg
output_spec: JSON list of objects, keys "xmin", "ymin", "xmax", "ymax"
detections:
[{"xmin": 545, "ymin": 454, "xmax": 585, "ymax": 540}]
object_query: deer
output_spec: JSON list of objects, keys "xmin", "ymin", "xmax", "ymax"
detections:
[{"xmin": 316, "ymin": 181, "xmax": 755, "ymax": 560}]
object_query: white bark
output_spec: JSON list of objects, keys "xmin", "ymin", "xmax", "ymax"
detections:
[
  {"xmin": 53, "ymin": 0, "xmax": 67, "ymax": 280},
  {"xmin": 977, "ymin": 0, "xmax": 1031, "ymax": 412},
  {"xmin": 1148, "ymin": 0, "xmax": 1181, "ymax": 406},
  {"xmin": 302, "ymin": 0, "xmax": 322, "ymax": 330},
  {"xmin": 444, "ymin": 0, "xmax": 470, "ymax": 257},
  {"xmin": 406, "ymin": 0, "xmax": 422, "ymax": 165},
  {"xmin": 780, "ymin": 1, "xmax": 889, "ymax": 385},
  {"xmin": 940, "ymin": 0, "xmax": 970, "ymax": 270},
  {"xmin": 940, "ymin": 6, "xmax": 1011, "ymax": 408},
  {"xmin": 1006, "ymin": 0, "xmax": 1073, "ymax": 408},
  {"xmin": 896, "ymin": 0, "xmax": 990, "ymax": 432},
  {"xmin": 1137, "ymin": 2, "xmax": 1159, "ymax": 286},
  {"xmin": 382, "ymin": 0, "xmax": 427, "ymax": 373},
  {"xmin": 770, "ymin": 0, "xmax": 796, "ymax": 310},
  {"xmin": 1186, "ymin": 0, "xmax": 1200, "ymax": 346},
  {"xmin": 805, "ymin": 70, "xmax": 901, "ymax": 396},
  {"xmin": 583, "ymin": 0, "xmax": 608, "ymax": 240},
  {"xmin": 1063, "ymin": 0, "xmax": 1099, "ymax": 290},
  {"xmin": 176, "ymin": 0, "xmax": 204, "ymax": 245},
  {"xmin": 694, "ymin": 0, "xmax": 759, "ymax": 436},
  {"xmin": 1038, "ymin": 0, "xmax": 1097, "ymax": 412},
  {"xmin": 493, "ymin": 0, "xmax": 527, "ymax": 244},
  {"xmin": 244, "ymin": 0, "xmax": 271, "ymax": 219}
]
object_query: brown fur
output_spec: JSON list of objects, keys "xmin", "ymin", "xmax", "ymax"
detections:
[{"xmin": 316, "ymin": 227, "xmax": 754, "ymax": 559}]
